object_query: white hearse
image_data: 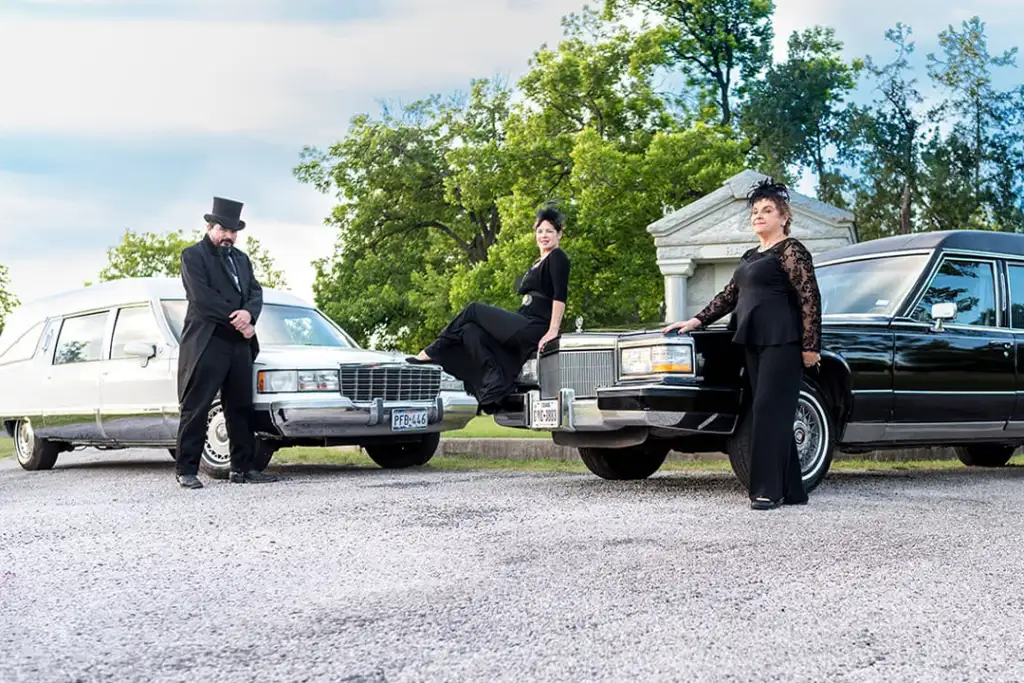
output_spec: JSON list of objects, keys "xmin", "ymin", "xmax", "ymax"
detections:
[{"xmin": 0, "ymin": 278, "xmax": 477, "ymax": 477}]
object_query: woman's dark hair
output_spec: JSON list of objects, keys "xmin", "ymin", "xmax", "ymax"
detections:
[
  {"xmin": 746, "ymin": 177, "xmax": 793, "ymax": 235},
  {"xmin": 534, "ymin": 205, "xmax": 565, "ymax": 233}
]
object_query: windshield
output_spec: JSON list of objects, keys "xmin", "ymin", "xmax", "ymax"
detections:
[
  {"xmin": 816, "ymin": 253, "xmax": 929, "ymax": 316},
  {"xmin": 160, "ymin": 300, "xmax": 359, "ymax": 348}
]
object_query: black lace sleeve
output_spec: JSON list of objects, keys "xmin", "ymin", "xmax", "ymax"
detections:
[
  {"xmin": 778, "ymin": 239, "xmax": 822, "ymax": 352},
  {"xmin": 694, "ymin": 278, "xmax": 739, "ymax": 326}
]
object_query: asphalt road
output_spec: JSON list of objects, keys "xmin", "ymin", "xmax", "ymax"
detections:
[{"xmin": 2, "ymin": 448, "xmax": 1023, "ymax": 683}]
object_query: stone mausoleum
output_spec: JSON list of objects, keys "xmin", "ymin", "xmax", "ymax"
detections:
[{"xmin": 649, "ymin": 170, "xmax": 858, "ymax": 322}]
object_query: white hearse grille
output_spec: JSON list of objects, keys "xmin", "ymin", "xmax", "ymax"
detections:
[
  {"xmin": 340, "ymin": 366, "xmax": 441, "ymax": 402},
  {"xmin": 539, "ymin": 350, "xmax": 616, "ymax": 400}
]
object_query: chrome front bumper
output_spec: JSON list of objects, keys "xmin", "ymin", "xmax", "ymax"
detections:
[
  {"xmin": 257, "ymin": 391, "xmax": 478, "ymax": 439},
  {"xmin": 494, "ymin": 387, "xmax": 737, "ymax": 435}
]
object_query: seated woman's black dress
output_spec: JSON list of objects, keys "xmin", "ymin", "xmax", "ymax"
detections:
[{"xmin": 424, "ymin": 248, "xmax": 570, "ymax": 408}]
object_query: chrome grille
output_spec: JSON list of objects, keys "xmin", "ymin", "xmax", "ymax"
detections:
[
  {"xmin": 340, "ymin": 365, "xmax": 441, "ymax": 402},
  {"xmin": 539, "ymin": 350, "xmax": 616, "ymax": 399}
]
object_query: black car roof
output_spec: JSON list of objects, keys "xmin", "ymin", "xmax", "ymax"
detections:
[{"xmin": 815, "ymin": 230, "xmax": 1024, "ymax": 263}]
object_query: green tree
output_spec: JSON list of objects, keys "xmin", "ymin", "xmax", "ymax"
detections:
[
  {"xmin": 925, "ymin": 15, "xmax": 1024, "ymax": 231},
  {"xmin": 242, "ymin": 236, "xmax": 288, "ymax": 289},
  {"xmin": 95, "ymin": 228, "xmax": 287, "ymax": 288},
  {"xmin": 0, "ymin": 264, "xmax": 18, "ymax": 335},
  {"xmin": 851, "ymin": 24, "xmax": 928, "ymax": 239},
  {"xmin": 297, "ymin": 79, "xmax": 515, "ymax": 350},
  {"xmin": 603, "ymin": 0, "xmax": 775, "ymax": 125},
  {"xmin": 741, "ymin": 26, "xmax": 863, "ymax": 205},
  {"xmin": 97, "ymin": 228, "xmax": 197, "ymax": 282}
]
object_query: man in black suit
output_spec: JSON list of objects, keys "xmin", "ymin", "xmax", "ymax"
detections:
[{"xmin": 174, "ymin": 196, "xmax": 277, "ymax": 488}]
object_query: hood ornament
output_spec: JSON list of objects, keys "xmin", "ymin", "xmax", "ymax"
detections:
[{"xmin": 575, "ymin": 316, "xmax": 584, "ymax": 333}]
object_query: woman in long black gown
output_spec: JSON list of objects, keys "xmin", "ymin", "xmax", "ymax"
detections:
[
  {"xmin": 409, "ymin": 207, "xmax": 571, "ymax": 412},
  {"xmin": 663, "ymin": 179, "xmax": 822, "ymax": 510}
]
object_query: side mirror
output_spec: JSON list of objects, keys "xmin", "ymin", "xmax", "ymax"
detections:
[
  {"xmin": 122, "ymin": 341, "xmax": 157, "ymax": 366},
  {"xmin": 930, "ymin": 302, "xmax": 957, "ymax": 331}
]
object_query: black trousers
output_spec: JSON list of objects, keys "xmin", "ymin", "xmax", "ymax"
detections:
[
  {"xmin": 744, "ymin": 342, "xmax": 808, "ymax": 503},
  {"xmin": 425, "ymin": 302, "xmax": 546, "ymax": 405},
  {"xmin": 175, "ymin": 335, "xmax": 254, "ymax": 475}
]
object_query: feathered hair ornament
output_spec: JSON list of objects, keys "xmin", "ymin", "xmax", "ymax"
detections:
[{"xmin": 746, "ymin": 177, "xmax": 791, "ymax": 207}]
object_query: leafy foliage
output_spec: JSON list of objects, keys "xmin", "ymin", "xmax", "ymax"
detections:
[
  {"xmin": 94, "ymin": 229, "xmax": 287, "ymax": 289},
  {"xmin": 0, "ymin": 264, "xmax": 18, "ymax": 335}
]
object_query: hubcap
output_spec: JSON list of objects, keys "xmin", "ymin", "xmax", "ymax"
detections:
[
  {"xmin": 15, "ymin": 420, "xmax": 34, "ymax": 465},
  {"xmin": 793, "ymin": 393, "xmax": 827, "ymax": 480},
  {"xmin": 203, "ymin": 405, "xmax": 231, "ymax": 467}
]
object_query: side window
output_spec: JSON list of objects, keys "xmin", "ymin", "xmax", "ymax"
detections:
[
  {"xmin": 0, "ymin": 322, "xmax": 45, "ymax": 364},
  {"xmin": 1008, "ymin": 264, "xmax": 1024, "ymax": 328},
  {"xmin": 111, "ymin": 306, "xmax": 162, "ymax": 359},
  {"xmin": 53, "ymin": 312, "xmax": 108, "ymax": 365},
  {"xmin": 911, "ymin": 259, "xmax": 997, "ymax": 327}
]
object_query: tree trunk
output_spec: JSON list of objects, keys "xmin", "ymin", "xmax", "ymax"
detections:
[{"xmin": 899, "ymin": 181, "xmax": 912, "ymax": 235}]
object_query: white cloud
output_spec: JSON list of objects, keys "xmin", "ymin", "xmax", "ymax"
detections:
[{"xmin": 0, "ymin": 0, "xmax": 588, "ymax": 142}]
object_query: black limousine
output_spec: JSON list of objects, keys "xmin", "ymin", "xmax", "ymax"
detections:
[{"xmin": 494, "ymin": 230, "xmax": 1024, "ymax": 490}]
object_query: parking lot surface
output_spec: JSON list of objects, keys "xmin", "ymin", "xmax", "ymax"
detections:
[{"xmin": 2, "ymin": 449, "xmax": 1023, "ymax": 682}]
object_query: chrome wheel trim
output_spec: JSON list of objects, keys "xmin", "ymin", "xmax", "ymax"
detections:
[
  {"xmin": 15, "ymin": 420, "xmax": 34, "ymax": 465},
  {"xmin": 794, "ymin": 390, "xmax": 830, "ymax": 482},
  {"xmin": 202, "ymin": 404, "xmax": 231, "ymax": 468}
]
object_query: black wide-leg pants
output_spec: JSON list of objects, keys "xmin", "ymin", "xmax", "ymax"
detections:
[
  {"xmin": 744, "ymin": 342, "xmax": 808, "ymax": 503},
  {"xmin": 175, "ymin": 335, "xmax": 255, "ymax": 475},
  {"xmin": 425, "ymin": 302, "xmax": 546, "ymax": 405}
]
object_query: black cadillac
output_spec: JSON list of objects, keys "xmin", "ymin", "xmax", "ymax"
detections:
[{"xmin": 494, "ymin": 230, "xmax": 1024, "ymax": 490}]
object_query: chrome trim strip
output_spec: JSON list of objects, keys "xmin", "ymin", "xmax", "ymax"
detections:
[
  {"xmin": 815, "ymin": 249, "xmax": 934, "ymax": 268},
  {"xmin": 889, "ymin": 319, "xmax": 1015, "ymax": 335},
  {"xmin": 597, "ymin": 384, "xmax": 702, "ymax": 394},
  {"xmin": 892, "ymin": 390, "xmax": 1015, "ymax": 396}
]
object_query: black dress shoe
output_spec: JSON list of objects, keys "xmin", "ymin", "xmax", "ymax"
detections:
[
  {"xmin": 228, "ymin": 469, "xmax": 279, "ymax": 483},
  {"xmin": 750, "ymin": 498, "xmax": 782, "ymax": 510},
  {"xmin": 405, "ymin": 356, "xmax": 433, "ymax": 364},
  {"xmin": 176, "ymin": 474, "xmax": 203, "ymax": 489}
]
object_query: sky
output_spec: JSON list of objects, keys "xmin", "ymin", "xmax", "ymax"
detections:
[{"xmin": 1, "ymin": 0, "xmax": 1022, "ymax": 308}]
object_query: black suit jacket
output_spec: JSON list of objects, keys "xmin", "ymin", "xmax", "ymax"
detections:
[{"xmin": 176, "ymin": 234, "xmax": 264, "ymax": 402}]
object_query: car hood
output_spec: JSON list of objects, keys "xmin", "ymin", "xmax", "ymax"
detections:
[{"xmin": 252, "ymin": 345, "xmax": 411, "ymax": 368}]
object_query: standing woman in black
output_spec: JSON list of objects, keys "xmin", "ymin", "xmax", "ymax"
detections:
[
  {"xmin": 663, "ymin": 179, "xmax": 822, "ymax": 509},
  {"xmin": 409, "ymin": 206, "xmax": 570, "ymax": 412}
]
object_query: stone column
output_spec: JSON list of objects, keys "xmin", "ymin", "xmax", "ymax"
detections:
[{"xmin": 657, "ymin": 257, "xmax": 697, "ymax": 323}]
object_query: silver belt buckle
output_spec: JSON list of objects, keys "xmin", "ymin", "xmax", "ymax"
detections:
[{"xmin": 522, "ymin": 294, "xmax": 533, "ymax": 306}]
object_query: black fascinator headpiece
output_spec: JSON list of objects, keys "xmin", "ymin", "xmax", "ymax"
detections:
[
  {"xmin": 746, "ymin": 177, "xmax": 790, "ymax": 207},
  {"xmin": 535, "ymin": 203, "xmax": 565, "ymax": 232}
]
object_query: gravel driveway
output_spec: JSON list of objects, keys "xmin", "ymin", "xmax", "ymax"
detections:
[{"xmin": 2, "ymin": 448, "xmax": 1023, "ymax": 683}]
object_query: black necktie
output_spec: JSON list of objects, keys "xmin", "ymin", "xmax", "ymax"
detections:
[{"xmin": 224, "ymin": 252, "xmax": 238, "ymax": 278}]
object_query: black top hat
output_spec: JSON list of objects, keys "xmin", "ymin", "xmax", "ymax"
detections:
[{"xmin": 204, "ymin": 196, "xmax": 246, "ymax": 230}]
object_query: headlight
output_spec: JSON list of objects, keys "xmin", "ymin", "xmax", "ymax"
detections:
[
  {"xmin": 518, "ymin": 358, "xmax": 539, "ymax": 384},
  {"xmin": 440, "ymin": 371, "xmax": 464, "ymax": 392},
  {"xmin": 257, "ymin": 369, "xmax": 339, "ymax": 393},
  {"xmin": 619, "ymin": 344, "xmax": 693, "ymax": 377}
]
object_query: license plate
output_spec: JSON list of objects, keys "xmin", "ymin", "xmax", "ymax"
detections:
[
  {"xmin": 530, "ymin": 399, "xmax": 560, "ymax": 429},
  {"xmin": 391, "ymin": 408, "xmax": 429, "ymax": 431}
]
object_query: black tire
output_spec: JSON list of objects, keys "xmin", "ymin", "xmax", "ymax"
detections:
[
  {"xmin": 954, "ymin": 444, "xmax": 1016, "ymax": 468},
  {"xmin": 198, "ymin": 401, "xmax": 278, "ymax": 479},
  {"xmin": 726, "ymin": 379, "xmax": 835, "ymax": 494},
  {"xmin": 365, "ymin": 433, "xmax": 440, "ymax": 469},
  {"xmin": 578, "ymin": 441, "xmax": 670, "ymax": 480},
  {"xmin": 13, "ymin": 419, "xmax": 61, "ymax": 471}
]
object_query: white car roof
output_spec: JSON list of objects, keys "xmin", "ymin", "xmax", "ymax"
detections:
[{"xmin": 0, "ymin": 277, "xmax": 314, "ymax": 351}]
